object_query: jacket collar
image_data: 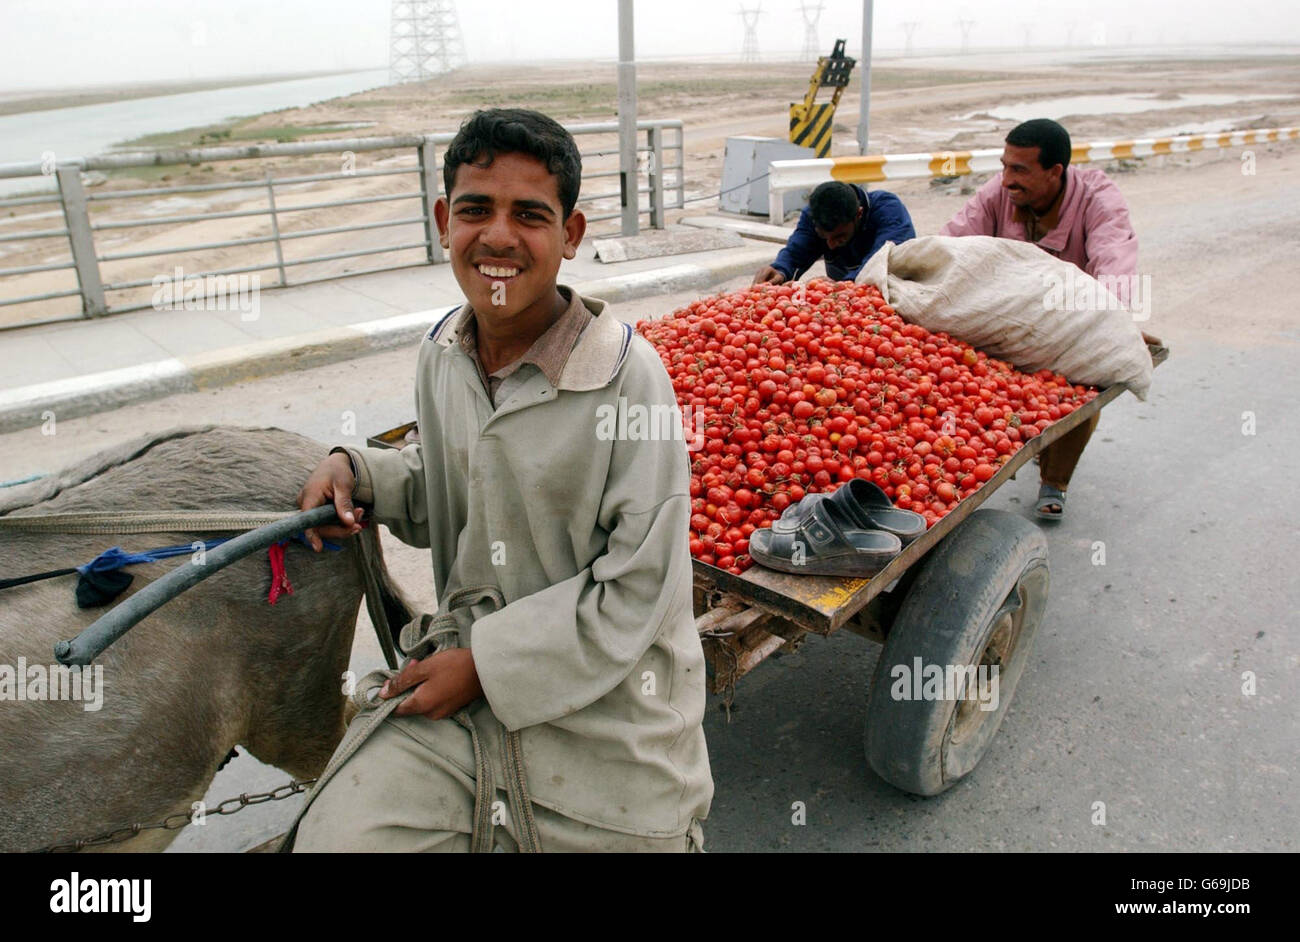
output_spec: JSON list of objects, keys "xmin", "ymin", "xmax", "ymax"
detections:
[{"xmin": 427, "ymin": 287, "xmax": 633, "ymax": 393}]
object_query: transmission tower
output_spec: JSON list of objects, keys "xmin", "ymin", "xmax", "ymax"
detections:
[
  {"xmin": 799, "ymin": 2, "xmax": 824, "ymax": 61},
  {"xmin": 1021, "ymin": 23, "xmax": 1032, "ymax": 49},
  {"xmin": 738, "ymin": 5, "xmax": 762, "ymax": 62},
  {"xmin": 1065, "ymin": 20, "xmax": 1077, "ymax": 47},
  {"xmin": 901, "ymin": 21, "xmax": 918, "ymax": 56},
  {"xmin": 389, "ymin": 0, "xmax": 466, "ymax": 84},
  {"xmin": 957, "ymin": 18, "xmax": 975, "ymax": 54}
]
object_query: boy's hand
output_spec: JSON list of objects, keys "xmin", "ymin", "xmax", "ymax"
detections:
[
  {"xmin": 297, "ymin": 452, "xmax": 365, "ymax": 551},
  {"xmin": 383, "ymin": 648, "xmax": 484, "ymax": 720},
  {"xmin": 753, "ymin": 264, "xmax": 787, "ymax": 285}
]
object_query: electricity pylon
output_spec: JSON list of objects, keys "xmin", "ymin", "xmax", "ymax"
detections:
[
  {"xmin": 957, "ymin": 18, "xmax": 975, "ymax": 54},
  {"xmin": 738, "ymin": 5, "xmax": 762, "ymax": 62},
  {"xmin": 800, "ymin": 2, "xmax": 824, "ymax": 61},
  {"xmin": 902, "ymin": 20, "xmax": 918, "ymax": 56},
  {"xmin": 389, "ymin": 0, "xmax": 466, "ymax": 84}
]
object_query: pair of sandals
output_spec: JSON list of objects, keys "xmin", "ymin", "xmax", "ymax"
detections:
[{"xmin": 749, "ymin": 479, "xmax": 926, "ymax": 577}]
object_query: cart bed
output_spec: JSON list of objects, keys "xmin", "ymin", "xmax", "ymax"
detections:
[{"xmin": 692, "ymin": 343, "xmax": 1169, "ymax": 636}]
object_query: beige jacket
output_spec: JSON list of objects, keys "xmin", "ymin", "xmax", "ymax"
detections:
[{"xmin": 340, "ymin": 291, "xmax": 713, "ymax": 837}]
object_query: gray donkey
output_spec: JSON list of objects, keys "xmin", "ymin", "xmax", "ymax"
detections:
[{"xmin": 0, "ymin": 426, "xmax": 411, "ymax": 852}]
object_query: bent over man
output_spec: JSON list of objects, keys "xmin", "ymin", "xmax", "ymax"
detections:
[
  {"xmin": 290, "ymin": 109, "xmax": 713, "ymax": 852},
  {"xmin": 755, "ymin": 180, "xmax": 915, "ymax": 284}
]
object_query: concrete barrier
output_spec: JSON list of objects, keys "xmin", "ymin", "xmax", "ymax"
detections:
[{"xmin": 767, "ymin": 126, "xmax": 1300, "ymax": 223}]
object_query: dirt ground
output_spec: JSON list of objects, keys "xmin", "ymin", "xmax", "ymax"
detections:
[{"xmin": 2, "ymin": 54, "xmax": 1298, "ymax": 326}]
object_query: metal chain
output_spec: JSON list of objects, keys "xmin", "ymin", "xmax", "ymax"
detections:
[{"xmin": 31, "ymin": 778, "xmax": 316, "ymax": 854}]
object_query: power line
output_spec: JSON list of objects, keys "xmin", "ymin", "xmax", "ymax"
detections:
[{"xmin": 682, "ymin": 171, "xmax": 771, "ymax": 204}]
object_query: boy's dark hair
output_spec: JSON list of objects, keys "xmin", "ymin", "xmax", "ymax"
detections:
[
  {"xmin": 1005, "ymin": 118, "xmax": 1072, "ymax": 171},
  {"xmin": 442, "ymin": 108, "xmax": 583, "ymax": 218},
  {"xmin": 809, "ymin": 181, "xmax": 862, "ymax": 231}
]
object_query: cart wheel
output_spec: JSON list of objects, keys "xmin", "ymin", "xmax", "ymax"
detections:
[{"xmin": 864, "ymin": 509, "xmax": 1049, "ymax": 796}]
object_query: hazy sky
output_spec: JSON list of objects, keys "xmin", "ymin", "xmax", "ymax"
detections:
[{"xmin": 1, "ymin": 0, "xmax": 1297, "ymax": 90}]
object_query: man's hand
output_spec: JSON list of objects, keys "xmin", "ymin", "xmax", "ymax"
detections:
[
  {"xmin": 297, "ymin": 452, "xmax": 365, "ymax": 551},
  {"xmin": 382, "ymin": 648, "xmax": 484, "ymax": 720},
  {"xmin": 753, "ymin": 264, "xmax": 787, "ymax": 286}
]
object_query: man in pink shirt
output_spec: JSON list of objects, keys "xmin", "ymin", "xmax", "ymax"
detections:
[{"xmin": 940, "ymin": 118, "xmax": 1144, "ymax": 519}]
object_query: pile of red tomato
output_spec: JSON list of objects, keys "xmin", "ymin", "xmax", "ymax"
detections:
[{"xmin": 636, "ymin": 279, "xmax": 1098, "ymax": 575}]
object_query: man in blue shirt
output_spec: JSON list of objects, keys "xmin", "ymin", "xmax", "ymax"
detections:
[{"xmin": 753, "ymin": 180, "xmax": 916, "ymax": 284}]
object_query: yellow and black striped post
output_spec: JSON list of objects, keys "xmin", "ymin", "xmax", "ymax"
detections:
[
  {"xmin": 790, "ymin": 101, "xmax": 837, "ymax": 158},
  {"xmin": 789, "ymin": 40, "xmax": 855, "ymax": 159}
]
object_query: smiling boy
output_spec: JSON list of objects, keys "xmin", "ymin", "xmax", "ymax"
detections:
[{"xmin": 289, "ymin": 109, "xmax": 713, "ymax": 852}]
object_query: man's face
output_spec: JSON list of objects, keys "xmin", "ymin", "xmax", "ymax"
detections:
[
  {"xmin": 1000, "ymin": 143, "xmax": 1063, "ymax": 209},
  {"xmin": 434, "ymin": 150, "xmax": 585, "ymax": 323},
  {"xmin": 813, "ymin": 206, "xmax": 862, "ymax": 250}
]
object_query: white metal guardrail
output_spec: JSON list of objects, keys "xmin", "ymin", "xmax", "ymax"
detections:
[
  {"xmin": 0, "ymin": 120, "xmax": 685, "ymax": 329},
  {"xmin": 767, "ymin": 126, "xmax": 1300, "ymax": 224}
]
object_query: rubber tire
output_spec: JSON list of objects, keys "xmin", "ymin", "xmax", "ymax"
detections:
[{"xmin": 864, "ymin": 509, "xmax": 1049, "ymax": 796}]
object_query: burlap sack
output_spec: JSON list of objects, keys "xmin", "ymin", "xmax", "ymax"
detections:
[{"xmin": 855, "ymin": 235, "xmax": 1152, "ymax": 398}]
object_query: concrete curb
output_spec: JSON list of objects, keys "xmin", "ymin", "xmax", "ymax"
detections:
[{"xmin": 0, "ymin": 249, "xmax": 773, "ymax": 433}]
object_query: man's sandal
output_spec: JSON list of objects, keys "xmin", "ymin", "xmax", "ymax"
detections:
[
  {"xmin": 774, "ymin": 479, "xmax": 926, "ymax": 545},
  {"xmin": 1035, "ymin": 483, "xmax": 1067, "ymax": 520},
  {"xmin": 750, "ymin": 495, "xmax": 902, "ymax": 577}
]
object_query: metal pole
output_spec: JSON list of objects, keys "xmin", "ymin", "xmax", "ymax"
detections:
[
  {"xmin": 675, "ymin": 126, "xmax": 685, "ymax": 209},
  {"xmin": 857, "ymin": 0, "xmax": 874, "ymax": 155},
  {"xmin": 265, "ymin": 172, "xmax": 287, "ymax": 287},
  {"xmin": 56, "ymin": 165, "xmax": 107, "ymax": 318},
  {"xmin": 419, "ymin": 137, "xmax": 445, "ymax": 263},
  {"xmin": 617, "ymin": 0, "xmax": 639, "ymax": 236},
  {"xmin": 648, "ymin": 126, "xmax": 665, "ymax": 228}
]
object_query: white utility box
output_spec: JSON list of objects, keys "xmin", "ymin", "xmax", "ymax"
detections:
[{"xmin": 720, "ymin": 136, "xmax": 816, "ymax": 220}]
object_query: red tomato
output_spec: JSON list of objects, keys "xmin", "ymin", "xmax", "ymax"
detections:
[{"xmin": 639, "ymin": 279, "xmax": 1096, "ymax": 571}]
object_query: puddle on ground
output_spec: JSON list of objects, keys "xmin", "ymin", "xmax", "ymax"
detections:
[
  {"xmin": 955, "ymin": 92, "xmax": 1297, "ymax": 123},
  {"xmin": 1146, "ymin": 115, "xmax": 1266, "ymax": 137}
]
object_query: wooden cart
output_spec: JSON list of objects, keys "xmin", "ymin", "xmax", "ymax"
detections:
[{"xmin": 370, "ymin": 343, "xmax": 1168, "ymax": 797}]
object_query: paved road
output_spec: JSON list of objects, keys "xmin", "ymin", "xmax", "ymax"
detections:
[{"xmin": 3, "ymin": 146, "xmax": 1296, "ymax": 852}]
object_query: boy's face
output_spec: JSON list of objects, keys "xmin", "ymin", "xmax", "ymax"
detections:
[{"xmin": 435, "ymin": 151, "xmax": 585, "ymax": 324}]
